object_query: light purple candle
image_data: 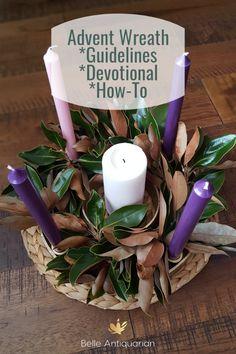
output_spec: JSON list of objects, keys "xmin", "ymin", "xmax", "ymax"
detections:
[
  {"xmin": 8, "ymin": 166, "xmax": 61, "ymax": 246},
  {"xmin": 168, "ymin": 179, "xmax": 214, "ymax": 259},
  {"xmin": 163, "ymin": 53, "xmax": 191, "ymax": 159}
]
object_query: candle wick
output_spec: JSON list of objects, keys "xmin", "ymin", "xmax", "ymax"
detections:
[
  {"xmin": 7, "ymin": 165, "xmax": 15, "ymax": 171},
  {"xmin": 49, "ymin": 45, "xmax": 58, "ymax": 50},
  {"xmin": 122, "ymin": 159, "xmax": 126, "ymax": 163}
]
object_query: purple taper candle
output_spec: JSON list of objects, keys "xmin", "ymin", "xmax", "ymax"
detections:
[
  {"xmin": 163, "ymin": 53, "xmax": 191, "ymax": 159},
  {"xmin": 168, "ymin": 179, "xmax": 214, "ymax": 259},
  {"xmin": 7, "ymin": 166, "xmax": 61, "ymax": 246}
]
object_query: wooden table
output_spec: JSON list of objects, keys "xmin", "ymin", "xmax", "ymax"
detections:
[{"xmin": 0, "ymin": 1, "xmax": 236, "ymax": 353}]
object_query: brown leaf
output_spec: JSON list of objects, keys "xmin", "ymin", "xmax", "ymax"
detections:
[
  {"xmin": 56, "ymin": 236, "xmax": 90, "ymax": 251},
  {"xmin": 92, "ymin": 265, "xmax": 109, "ymax": 296},
  {"xmin": 158, "ymin": 259, "xmax": 170, "ymax": 301},
  {"xmin": 77, "ymin": 274, "xmax": 95, "ymax": 284},
  {"xmin": 137, "ymin": 264, "xmax": 155, "ymax": 280},
  {"xmin": 185, "ymin": 242, "xmax": 227, "ymax": 256},
  {"xmin": 143, "ymin": 240, "xmax": 165, "ymax": 267},
  {"xmin": 159, "ymin": 191, "xmax": 167, "ymax": 236},
  {"xmin": 70, "ymin": 170, "xmax": 86, "ymax": 200},
  {"xmin": 103, "ymin": 123, "xmax": 115, "ymax": 137},
  {"xmin": 161, "ymin": 154, "xmax": 173, "ymax": 190},
  {"xmin": 172, "ymin": 171, "xmax": 188, "ymax": 211},
  {"xmin": 138, "ymin": 277, "xmax": 154, "ymax": 315},
  {"xmin": 119, "ymin": 231, "xmax": 159, "ymax": 247},
  {"xmin": 133, "ymin": 133, "xmax": 151, "ymax": 157},
  {"xmin": 184, "ymin": 127, "xmax": 201, "ymax": 165},
  {"xmin": 53, "ymin": 213, "xmax": 87, "ymax": 232},
  {"xmin": 89, "ymin": 174, "xmax": 104, "ymax": 196},
  {"xmin": 175, "ymin": 122, "xmax": 187, "ymax": 161},
  {"xmin": 103, "ymin": 227, "xmax": 119, "ymax": 246},
  {"xmin": 55, "ymin": 191, "xmax": 70, "ymax": 211},
  {"xmin": 40, "ymin": 187, "xmax": 59, "ymax": 210},
  {"xmin": 210, "ymin": 160, "xmax": 236, "ymax": 170},
  {"xmin": 0, "ymin": 215, "xmax": 35, "ymax": 230},
  {"xmin": 146, "ymin": 171, "xmax": 161, "ymax": 188},
  {"xmin": 191, "ymin": 222, "xmax": 236, "ymax": 246},
  {"xmin": 103, "ymin": 274, "xmax": 115, "ymax": 294},
  {"xmin": 99, "ymin": 246, "xmax": 135, "ymax": 261},
  {"xmin": 148, "ymin": 125, "xmax": 160, "ymax": 161},
  {"xmin": 46, "ymin": 170, "xmax": 54, "ymax": 188},
  {"xmin": 73, "ymin": 136, "xmax": 93, "ymax": 153},
  {"xmin": 0, "ymin": 196, "xmax": 28, "ymax": 215},
  {"xmin": 82, "ymin": 107, "xmax": 99, "ymax": 124},
  {"xmin": 81, "ymin": 169, "xmax": 91, "ymax": 193},
  {"xmin": 110, "ymin": 110, "xmax": 128, "ymax": 137}
]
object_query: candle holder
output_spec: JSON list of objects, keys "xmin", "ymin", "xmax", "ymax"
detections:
[{"xmin": 1, "ymin": 107, "xmax": 236, "ymax": 314}]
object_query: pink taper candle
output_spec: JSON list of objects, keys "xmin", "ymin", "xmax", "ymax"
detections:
[{"xmin": 43, "ymin": 47, "xmax": 77, "ymax": 160}]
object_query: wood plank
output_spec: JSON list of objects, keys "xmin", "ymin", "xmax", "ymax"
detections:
[
  {"xmin": 0, "ymin": 265, "xmax": 134, "ymax": 354},
  {"xmin": 202, "ymin": 73, "xmax": 236, "ymax": 124}
]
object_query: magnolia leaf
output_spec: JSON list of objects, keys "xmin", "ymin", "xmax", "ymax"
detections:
[
  {"xmin": 151, "ymin": 104, "xmax": 168, "ymax": 137},
  {"xmin": 193, "ymin": 170, "xmax": 225, "ymax": 194},
  {"xmin": 110, "ymin": 110, "xmax": 128, "ymax": 137},
  {"xmin": 175, "ymin": 122, "xmax": 187, "ymax": 161},
  {"xmin": 138, "ymin": 277, "xmax": 154, "ymax": 315},
  {"xmin": 69, "ymin": 253, "xmax": 102, "ymax": 285},
  {"xmin": 158, "ymin": 259, "xmax": 170, "ymax": 302},
  {"xmin": 19, "ymin": 146, "xmax": 65, "ymax": 166},
  {"xmin": 108, "ymin": 260, "xmax": 128, "ymax": 301},
  {"xmin": 56, "ymin": 236, "xmax": 90, "ymax": 251},
  {"xmin": 70, "ymin": 170, "xmax": 86, "ymax": 200},
  {"xmin": 103, "ymin": 204, "xmax": 147, "ymax": 229},
  {"xmin": 137, "ymin": 264, "xmax": 155, "ymax": 280},
  {"xmin": 81, "ymin": 169, "xmax": 91, "ymax": 193},
  {"xmin": 0, "ymin": 196, "xmax": 28, "ymax": 215},
  {"xmin": 200, "ymin": 200, "xmax": 225, "ymax": 220},
  {"xmin": 192, "ymin": 134, "xmax": 236, "ymax": 167},
  {"xmin": 55, "ymin": 191, "xmax": 70, "ymax": 211},
  {"xmin": 148, "ymin": 125, "xmax": 160, "ymax": 161},
  {"xmin": 53, "ymin": 213, "xmax": 87, "ymax": 232},
  {"xmin": 40, "ymin": 187, "xmax": 59, "ymax": 210},
  {"xmin": 109, "ymin": 136, "xmax": 132, "ymax": 145},
  {"xmin": 119, "ymin": 231, "xmax": 159, "ymax": 247},
  {"xmin": 184, "ymin": 127, "xmax": 202, "ymax": 165},
  {"xmin": 99, "ymin": 246, "xmax": 135, "ymax": 261},
  {"xmin": 185, "ymin": 242, "xmax": 227, "ymax": 256},
  {"xmin": 92, "ymin": 265, "xmax": 109, "ymax": 296},
  {"xmin": 133, "ymin": 133, "xmax": 151, "ymax": 157},
  {"xmin": 190, "ymin": 222, "xmax": 236, "ymax": 246},
  {"xmin": 46, "ymin": 255, "xmax": 70, "ymax": 271},
  {"xmin": 103, "ymin": 274, "xmax": 115, "ymax": 294},
  {"xmin": 211, "ymin": 160, "xmax": 236, "ymax": 170},
  {"xmin": 78, "ymin": 274, "xmax": 95, "ymax": 284},
  {"xmin": 26, "ymin": 165, "xmax": 44, "ymax": 192},
  {"xmin": 52, "ymin": 168, "xmax": 75, "ymax": 199},
  {"xmin": 102, "ymin": 123, "xmax": 115, "ymax": 137},
  {"xmin": 73, "ymin": 136, "xmax": 93, "ymax": 153},
  {"xmin": 172, "ymin": 171, "xmax": 188, "ymax": 211},
  {"xmin": 82, "ymin": 107, "xmax": 99, "ymax": 124},
  {"xmin": 142, "ymin": 240, "xmax": 165, "ymax": 267},
  {"xmin": 79, "ymin": 154, "xmax": 102, "ymax": 174},
  {"xmin": 161, "ymin": 154, "xmax": 173, "ymax": 190},
  {"xmin": 159, "ymin": 191, "xmax": 167, "ymax": 236},
  {"xmin": 146, "ymin": 171, "xmax": 161, "ymax": 189},
  {"xmin": 70, "ymin": 110, "xmax": 95, "ymax": 138},
  {"xmin": 86, "ymin": 190, "xmax": 105, "ymax": 229},
  {"xmin": 102, "ymin": 228, "xmax": 119, "ymax": 246},
  {"xmin": 41, "ymin": 121, "xmax": 66, "ymax": 150},
  {"xmin": 0, "ymin": 215, "xmax": 35, "ymax": 230}
]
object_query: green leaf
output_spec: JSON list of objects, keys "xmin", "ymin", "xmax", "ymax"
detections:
[
  {"xmin": 104, "ymin": 204, "xmax": 147, "ymax": 229},
  {"xmin": 192, "ymin": 134, "xmax": 236, "ymax": 167},
  {"xmin": 87, "ymin": 190, "xmax": 105, "ymax": 229},
  {"xmin": 193, "ymin": 170, "xmax": 225, "ymax": 194},
  {"xmin": 66, "ymin": 247, "xmax": 90, "ymax": 261},
  {"xmin": 70, "ymin": 110, "xmax": 95, "ymax": 138},
  {"xmin": 108, "ymin": 260, "xmax": 128, "ymax": 301},
  {"xmin": 41, "ymin": 121, "xmax": 66, "ymax": 150},
  {"xmin": 151, "ymin": 104, "xmax": 168, "ymax": 137},
  {"xmin": 200, "ymin": 200, "xmax": 225, "ymax": 221},
  {"xmin": 19, "ymin": 146, "xmax": 65, "ymax": 166},
  {"xmin": 56, "ymin": 271, "xmax": 69, "ymax": 285},
  {"xmin": 132, "ymin": 108, "xmax": 160, "ymax": 139},
  {"xmin": 108, "ymin": 136, "xmax": 132, "ymax": 145},
  {"xmin": 79, "ymin": 154, "xmax": 102, "ymax": 174},
  {"xmin": 90, "ymin": 141, "xmax": 106, "ymax": 158},
  {"xmin": 90, "ymin": 240, "xmax": 115, "ymax": 255},
  {"xmin": 26, "ymin": 165, "xmax": 44, "ymax": 192},
  {"xmin": 52, "ymin": 168, "xmax": 75, "ymax": 199},
  {"xmin": 69, "ymin": 252, "xmax": 102, "ymax": 285},
  {"xmin": 126, "ymin": 256, "xmax": 139, "ymax": 295},
  {"xmin": 1, "ymin": 184, "xmax": 16, "ymax": 197},
  {"xmin": 46, "ymin": 255, "xmax": 70, "ymax": 271}
]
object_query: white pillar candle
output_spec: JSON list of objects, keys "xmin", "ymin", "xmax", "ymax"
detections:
[{"xmin": 102, "ymin": 143, "xmax": 147, "ymax": 213}]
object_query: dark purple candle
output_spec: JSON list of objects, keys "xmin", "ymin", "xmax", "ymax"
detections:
[
  {"xmin": 7, "ymin": 166, "xmax": 61, "ymax": 246},
  {"xmin": 163, "ymin": 53, "xmax": 191, "ymax": 159},
  {"xmin": 168, "ymin": 179, "xmax": 214, "ymax": 259}
]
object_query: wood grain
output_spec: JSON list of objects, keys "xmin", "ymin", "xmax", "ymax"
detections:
[{"xmin": 0, "ymin": 1, "xmax": 236, "ymax": 353}]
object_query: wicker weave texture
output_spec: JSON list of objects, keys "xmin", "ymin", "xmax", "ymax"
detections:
[{"xmin": 21, "ymin": 226, "xmax": 210, "ymax": 310}]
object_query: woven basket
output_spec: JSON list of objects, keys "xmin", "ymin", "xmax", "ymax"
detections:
[{"xmin": 21, "ymin": 226, "xmax": 211, "ymax": 310}]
